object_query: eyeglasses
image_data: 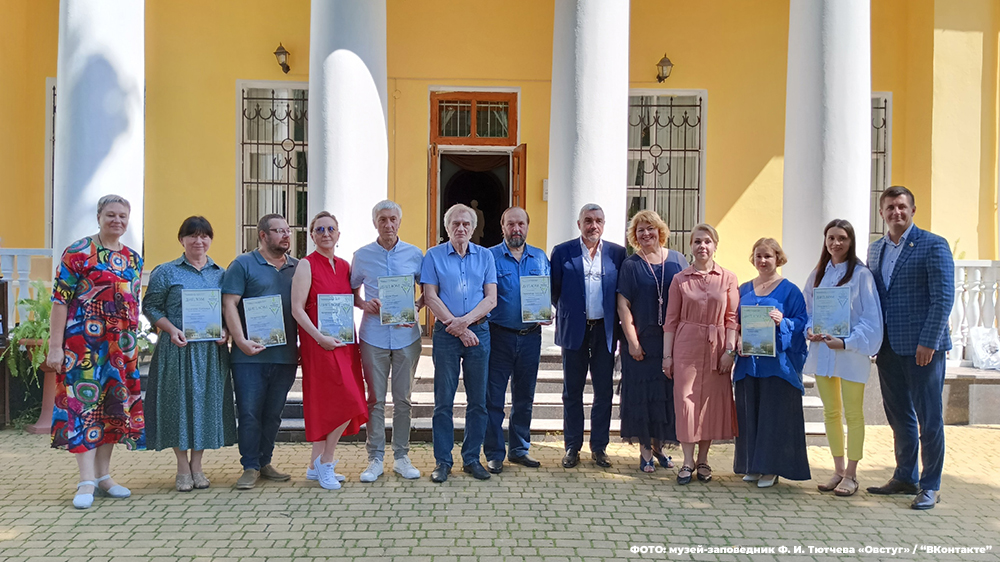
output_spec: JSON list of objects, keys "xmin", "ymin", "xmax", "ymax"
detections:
[
  {"xmin": 313, "ymin": 226, "xmax": 338, "ymax": 234},
  {"xmin": 268, "ymin": 228, "xmax": 292, "ymax": 236}
]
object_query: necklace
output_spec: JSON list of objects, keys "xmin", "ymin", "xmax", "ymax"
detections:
[
  {"xmin": 97, "ymin": 234, "xmax": 120, "ymax": 252},
  {"xmin": 755, "ymin": 275, "xmax": 782, "ymax": 294},
  {"xmin": 640, "ymin": 247, "xmax": 667, "ymax": 325}
]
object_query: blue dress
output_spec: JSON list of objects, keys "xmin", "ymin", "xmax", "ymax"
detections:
[
  {"xmin": 616, "ymin": 251, "xmax": 687, "ymax": 444},
  {"xmin": 732, "ymin": 279, "xmax": 810, "ymax": 480}
]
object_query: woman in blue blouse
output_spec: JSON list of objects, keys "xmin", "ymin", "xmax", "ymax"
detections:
[
  {"xmin": 143, "ymin": 216, "xmax": 236, "ymax": 492},
  {"xmin": 803, "ymin": 219, "xmax": 882, "ymax": 497},
  {"xmin": 733, "ymin": 238, "xmax": 810, "ymax": 488}
]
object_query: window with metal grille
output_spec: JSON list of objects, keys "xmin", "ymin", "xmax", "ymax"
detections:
[
  {"xmin": 626, "ymin": 94, "xmax": 704, "ymax": 256},
  {"xmin": 240, "ymin": 87, "xmax": 309, "ymax": 258},
  {"xmin": 430, "ymin": 91, "xmax": 517, "ymax": 146},
  {"xmin": 870, "ymin": 94, "xmax": 892, "ymax": 243}
]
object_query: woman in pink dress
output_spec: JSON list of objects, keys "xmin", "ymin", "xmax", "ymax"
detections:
[
  {"xmin": 662, "ymin": 223, "xmax": 739, "ymax": 485},
  {"xmin": 291, "ymin": 211, "xmax": 369, "ymax": 490}
]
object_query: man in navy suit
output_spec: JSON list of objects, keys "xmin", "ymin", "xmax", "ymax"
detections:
[
  {"xmin": 550, "ymin": 204, "xmax": 627, "ymax": 468},
  {"xmin": 866, "ymin": 185, "xmax": 954, "ymax": 510}
]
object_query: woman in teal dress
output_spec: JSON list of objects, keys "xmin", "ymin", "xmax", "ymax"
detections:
[{"xmin": 143, "ymin": 216, "xmax": 236, "ymax": 492}]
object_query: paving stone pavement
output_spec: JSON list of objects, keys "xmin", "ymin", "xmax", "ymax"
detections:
[{"xmin": 0, "ymin": 426, "xmax": 998, "ymax": 562}]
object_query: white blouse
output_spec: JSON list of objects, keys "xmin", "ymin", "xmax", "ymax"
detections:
[{"xmin": 803, "ymin": 261, "xmax": 883, "ymax": 383}]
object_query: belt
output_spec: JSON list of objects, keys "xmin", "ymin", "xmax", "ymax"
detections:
[
  {"xmin": 492, "ymin": 323, "xmax": 541, "ymax": 336},
  {"xmin": 586, "ymin": 318, "xmax": 604, "ymax": 327},
  {"xmin": 470, "ymin": 317, "xmax": 487, "ymax": 326}
]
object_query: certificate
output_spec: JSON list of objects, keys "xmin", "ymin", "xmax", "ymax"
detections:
[
  {"xmin": 520, "ymin": 275, "xmax": 552, "ymax": 323},
  {"xmin": 377, "ymin": 275, "xmax": 416, "ymax": 325},
  {"xmin": 812, "ymin": 286, "xmax": 851, "ymax": 337},
  {"xmin": 741, "ymin": 306, "xmax": 776, "ymax": 357},
  {"xmin": 317, "ymin": 294, "xmax": 355, "ymax": 344},
  {"xmin": 181, "ymin": 289, "xmax": 223, "ymax": 342},
  {"xmin": 243, "ymin": 295, "xmax": 287, "ymax": 347}
]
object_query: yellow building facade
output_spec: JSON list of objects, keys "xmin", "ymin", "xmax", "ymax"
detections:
[{"xmin": 1, "ymin": 0, "xmax": 998, "ymax": 284}]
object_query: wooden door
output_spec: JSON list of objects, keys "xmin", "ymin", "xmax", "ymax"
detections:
[
  {"xmin": 424, "ymin": 144, "xmax": 439, "ymax": 334},
  {"xmin": 512, "ymin": 143, "xmax": 527, "ymax": 208}
]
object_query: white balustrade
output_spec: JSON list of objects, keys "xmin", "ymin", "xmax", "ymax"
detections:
[
  {"xmin": 0, "ymin": 248, "xmax": 54, "ymax": 331},
  {"xmin": 951, "ymin": 260, "xmax": 1000, "ymax": 367}
]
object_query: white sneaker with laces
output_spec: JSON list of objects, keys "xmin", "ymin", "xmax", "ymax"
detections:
[
  {"xmin": 393, "ymin": 456, "xmax": 421, "ymax": 479},
  {"xmin": 318, "ymin": 460, "xmax": 341, "ymax": 490},
  {"xmin": 307, "ymin": 456, "xmax": 345, "ymax": 482},
  {"xmin": 360, "ymin": 458, "xmax": 384, "ymax": 483}
]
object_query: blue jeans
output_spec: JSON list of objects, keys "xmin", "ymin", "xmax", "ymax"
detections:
[
  {"xmin": 561, "ymin": 319, "xmax": 614, "ymax": 452},
  {"xmin": 231, "ymin": 363, "xmax": 297, "ymax": 471},
  {"xmin": 432, "ymin": 321, "xmax": 490, "ymax": 467},
  {"xmin": 484, "ymin": 325, "xmax": 541, "ymax": 461},
  {"xmin": 875, "ymin": 340, "xmax": 946, "ymax": 491}
]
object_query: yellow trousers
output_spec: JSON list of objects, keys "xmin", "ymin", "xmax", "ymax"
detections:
[{"xmin": 814, "ymin": 375, "xmax": 865, "ymax": 461}]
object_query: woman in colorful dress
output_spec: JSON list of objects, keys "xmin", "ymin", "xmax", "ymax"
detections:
[
  {"xmin": 662, "ymin": 223, "xmax": 739, "ymax": 485},
  {"xmin": 617, "ymin": 210, "xmax": 687, "ymax": 472},
  {"xmin": 732, "ymin": 238, "xmax": 810, "ymax": 489},
  {"xmin": 45, "ymin": 194, "xmax": 144, "ymax": 509},
  {"xmin": 804, "ymin": 219, "xmax": 883, "ymax": 497},
  {"xmin": 291, "ymin": 211, "xmax": 369, "ymax": 490},
  {"xmin": 143, "ymin": 216, "xmax": 237, "ymax": 492}
]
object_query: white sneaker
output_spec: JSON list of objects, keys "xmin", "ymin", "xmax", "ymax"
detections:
[
  {"xmin": 360, "ymin": 458, "xmax": 384, "ymax": 483},
  {"xmin": 393, "ymin": 456, "xmax": 421, "ymax": 479},
  {"xmin": 318, "ymin": 460, "xmax": 341, "ymax": 490},
  {"xmin": 307, "ymin": 456, "xmax": 345, "ymax": 482}
]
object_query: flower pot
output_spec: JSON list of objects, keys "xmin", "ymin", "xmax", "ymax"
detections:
[{"xmin": 18, "ymin": 338, "xmax": 57, "ymax": 435}]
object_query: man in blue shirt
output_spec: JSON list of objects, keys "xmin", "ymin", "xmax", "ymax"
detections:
[
  {"xmin": 350, "ymin": 200, "xmax": 424, "ymax": 483},
  {"xmin": 222, "ymin": 214, "xmax": 299, "ymax": 490},
  {"xmin": 484, "ymin": 207, "xmax": 550, "ymax": 473},
  {"xmin": 421, "ymin": 203, "xmax": 497, "ymax": 483}
]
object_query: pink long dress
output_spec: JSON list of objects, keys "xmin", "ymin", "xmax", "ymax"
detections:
[{"xmin": 663, "ymin": 263, "xmax": 740, "ymax": 442}]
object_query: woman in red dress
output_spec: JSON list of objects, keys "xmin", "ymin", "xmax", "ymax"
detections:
[{"xmin": 291, "ymin": 211, "xmax": 368, "ymax": 490}]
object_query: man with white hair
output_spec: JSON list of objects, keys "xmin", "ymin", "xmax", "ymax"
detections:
[
  {"xmin": 421, "ymin": 203, "xmax": 498, "ymax": 483},
  {"xmin": 349, "ymin": 200, "xmax": 424, "ymax": 482}
]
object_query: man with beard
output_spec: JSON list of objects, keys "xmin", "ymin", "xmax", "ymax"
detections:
[
  {"xmin": 222, "ymin": 214, "xmax": 299, "ymax": 489},
  {"xmin": 550, "ymin": 204, "xmax": 627, "ymax": 469},
  {"xmin": 483, "ymin": 207, "xmax": 551, "ymax": 474}
]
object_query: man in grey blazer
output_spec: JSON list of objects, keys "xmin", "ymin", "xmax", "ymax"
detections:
[{"xmin": 866, "ymin": 185, "xmax": 954, "ymax": 510}]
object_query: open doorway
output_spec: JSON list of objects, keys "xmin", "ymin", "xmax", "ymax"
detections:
[{"xmin": 438, "ymin": 153, "xmax": 509, "ymax": 247}]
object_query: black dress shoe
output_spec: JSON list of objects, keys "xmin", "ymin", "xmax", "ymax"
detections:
[
  {"xmin": 866, "ymin": 478, "xmax": 918, "ymax": 495},
  {"xmin": 592, "ymin": 449, "xmax": 612, "ymax": 468},
  {"xmin": 431, "ymin": 464, "xmax": 451, "ymax": 483},
  {"xmin": 508, "ymin": 454, "xmax": 541, "ymax": 468},
  {"xmin": 487, "ymin": 460, "xmax": 504, "ymax": 474},
  {"xmin": 463, "ymin": 462, "xmax": 492, "ymax": 480},
  {"xmin": 562, "ymin": 447, "xmax": 580, "ymax": 468},
  {"xmin": 911, "ymin": 489, "xmax": 941, "ymax": 510}
]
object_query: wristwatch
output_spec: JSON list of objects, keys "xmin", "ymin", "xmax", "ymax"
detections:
[{"xmin": 725, "ymin": 348, "xmax": 737, "ymax": 358}]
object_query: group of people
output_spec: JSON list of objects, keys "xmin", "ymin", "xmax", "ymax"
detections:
[{"xmin": 45, "ymin": 185, "xmax": 954, "ymax": 512}]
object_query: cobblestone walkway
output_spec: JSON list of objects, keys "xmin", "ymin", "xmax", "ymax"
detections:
[{"xmin": 1, "ymin": 426, "xmax": 998, "ymax": 561}]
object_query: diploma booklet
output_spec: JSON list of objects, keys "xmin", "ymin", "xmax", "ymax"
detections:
[
  {"xmin": 243, "ymin": 295, "xmax": 287, "ymax": 347},
  {"xmin": 741, "ymin": 306, "xmax": 776, "ymax": 357},
  {"xmin": 317, "ymin": 294, "xmax": 355, "ymax": 343},
  {"xmin": 377, "ymin": 275, "xmax": 417, "ymax": 325},
  {"xmin": 520, "ymin": 275, "xmax": 553, "ymax": 323},
  {"xmin": 181, "ymin": 289, "xmax": 223, "ymax": 342},
  {"xmin": 812, "ymin": 286, "xmax": 851, "ymax": 337}
]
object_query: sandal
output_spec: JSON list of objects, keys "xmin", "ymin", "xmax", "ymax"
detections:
[
  {"xmin": 834, "ymin": 476, "xmax": 859, "ymax": 497},
  {"xmin": 639, "ymin": 454, "xmax": 656, "ymax": 474},
  {"xmin": 652, "ymin": 450, "xmax": 674, "ymax": 469},
  {"xmin": 817, "ymin": 473, "xmax": 845, "ymax": 492},
  {"xmin": 696, "ymin": 463, "xmax": 712, "ymax": 482},
  {"xmin": 677, "ymin": 465, "xmax": 693, "ymax": 485},
  {"xmin": 192, "ymin": 472, "xmax": 211, "ymax": 489},
  {"xmin": 175, "ymin": 473, "xmax": 194, "ymax": 492}
]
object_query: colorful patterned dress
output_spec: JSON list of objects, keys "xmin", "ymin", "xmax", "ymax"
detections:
[{"xmin": 51, "ymin": 237, "xmax": 145, "ymax": 452}]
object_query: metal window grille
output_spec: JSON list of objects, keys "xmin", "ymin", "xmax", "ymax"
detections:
[
  {"xmin": 438, "ymin": 100, "xmax": 472, "ymax": 137},
  {"xmin": 627, "ymin": 95, "xmax": 704, "ymax": 256},
  {"xmin": 475, "ymin": 101, "xmax": 509, "ymax": 138},
  {"xmin": 241, "ymin": 88, "xmax": 309, "ymax": 258},
  {"xmin": 870, "ymin": 96, "xmax": 890, "ymax": 242}
]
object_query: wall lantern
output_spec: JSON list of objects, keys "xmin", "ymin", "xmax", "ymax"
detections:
[
  {"xmin": 656, "ymin": 54, "xmax": 673, "ymax": 82},
  {"xmin": 274, "ymin": 43, "xmax": 290, "ymax": 74}
]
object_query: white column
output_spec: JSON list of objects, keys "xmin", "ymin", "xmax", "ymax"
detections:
[
  {"xmin": 308, "ymin": 0, "xmax": 388, "ymax": 258},
  {"xmin": 53, "ymin": 0, "xmax": 145, "ymax": 258},
  {"xmin": 546, "ymin": 0, "xmax": 630, "ymax": 250},
  {"xmin": 782, "ymin": 0, "xmax": 871, "ymax": 285}
]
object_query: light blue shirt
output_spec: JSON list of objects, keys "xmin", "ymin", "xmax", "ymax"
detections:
[
  {"xmin": 420, "ymin": 241, "xmax": 497, "ymax": 318},
  {"xmin": 880, "ymin": 222, "xmax": 914, "ymax": 288},
  {"xmin": 350, "ymin": 239, "xmax": 424, "ymax": 350},
  {"xmin": 581, "ymin": 238, "xmax": 604, "ymax": 320},
  {"xmin": 489, "ymin": 242, "xmax": 551, "ymax": 330}
]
